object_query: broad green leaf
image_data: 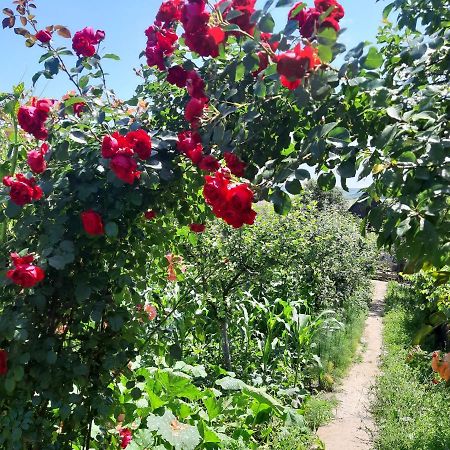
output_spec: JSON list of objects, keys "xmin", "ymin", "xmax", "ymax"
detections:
[
  {"xmin": 147, "ymin": 410, "xmax": 201, "ymax": 450},
  {"xmin": 363, "ymin": 47, "xmax": 383, "ymax": 69}
]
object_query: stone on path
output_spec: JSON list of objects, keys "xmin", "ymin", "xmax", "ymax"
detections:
[{"xmin": 316, "ymin": 280, "xmax": 387, "ymax": 450}]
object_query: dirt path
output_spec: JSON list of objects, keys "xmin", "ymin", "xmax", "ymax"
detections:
[{"xmin": 316, "ymin": 280, "xmax": 387, "ymax": 450}]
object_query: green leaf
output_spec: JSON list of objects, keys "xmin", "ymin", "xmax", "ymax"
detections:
[
  {"xmin": 203, "ymin": 396, "xmax": 222, "ymax": 420},
  {"xmin": 44, "ymin": 57, "xmax": 60, "ymax": 76},
  {"xmin": 69, "ymin": 131, "xmax": 88, "ymax": 144},
  {"xmin": 103, "ymin": 53, "xmax": 120, "ymax": 60},
  {"xmin": 79, "ymin": 75, "xmax": 90, "ymax": 89},
  {"xmin": 5, "ymin": 377, "xmax": 16, "ymax": 394},
  {"xmin": 270, "ymin": 190, "xmax": 292, "ymax": 215},
  {"xmin": 64, "ymin": 96, "xmax": 85, "ymax": 107},
  {"xmin": 254, "ymin": 80, "xmax": 266, "ymax": 97},
  {"xmin": 375, "ymin": 124, "xmax": 397, "ymax": 148},
  {"xmin": 5, "ymin": 201, "xmax": 21, "ymax": 218},
  {"xmin": 48, "ymin": 255, "xmax": 68, "ymax": 270},
  {"xmin": 318, "ymin": 45, "xmax": 333, "ymax": 63},
  {"xmin": 317, "ymin": 27, "xmax": 337, "ymax": 46},
  {"xmin": 223, "ymin": 23, "xmax": 241, "ymax": 32},
  {"xmin": 259, "ymin": 13, "xmax": 275, "ymax": 33},
  {"xmin": 147, "ymin": 410, "xmax": 201, "ymax": 450},
  {"xmin": 109, "ymin": 314, "xmax": 124, "ymax": 332},
  {"xmin": 235, "ymin": 63, "xmax": 245, "ymax": 81},
  {"xmin": 75, "ymin": 283, "xmax": 91, "ymax": 302},
  {"xmin": 412, "ymin": 325, "xmax": 434, "ymax": 345},
  {"xmin": 295, "ymin": 168, "xmax": 311, "ymax": 180},
  {"xmin": 382, "ymin": 2, "xmax": 394, "ymax": 19},
  {"xmin": 363, "ymin": 47, "xmax": 383, "ymax": 69},
  {"xmin": 105, "ymin": 222, "xmax": 119, "ymax": 238},
  {"xmin": 337, "ymin": 157, "xmax": 356, "ymax": 179},
  {"xmin": 386, "ymin": 106, "xmax": 402, "ymax": 121},
  {"xmin": 317, "ymin": 172, "xmax": 336, "ymax": 190},
  {"xmin": 216, "ymin": 376, "xmax": 246, "ymax": 391},
  {"xmin": 285, "ymin": 178, "xmax": 302, "ymax": 195},
  {"xmin": 198, "ymin": 421, "xmax": 221, "ymax": 443}
]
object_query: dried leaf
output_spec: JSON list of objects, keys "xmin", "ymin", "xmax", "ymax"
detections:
[
  {"xmin": 2, "ymin": 8, "xmax": 14, "ymax": 17},
  {"xmin": 14, "ymin": 27, "xmax": 30, "ymax": 37},
  {"xmin": 56, "ymin": 26, "xmax": 71, "ymax": 38},
  {"xmin": 2, "ymin": 16, "xmax": 15, "ymax": 28},
  {"xmin": 20, "ymin": 16, "xmax": 27, "ymax": 26}
]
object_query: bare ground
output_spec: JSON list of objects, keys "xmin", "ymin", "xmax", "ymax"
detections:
[{"xmin": 316, "ymin": 280, "xmax": 387, "ymax": 450}]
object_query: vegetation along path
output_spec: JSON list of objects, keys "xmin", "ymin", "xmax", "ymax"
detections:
[{"xmin": 317, "ymin": 281, "xmax": 387, "ymax": 449}]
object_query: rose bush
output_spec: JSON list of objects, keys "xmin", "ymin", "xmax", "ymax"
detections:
[{"xmin": 0, "ymin": 0, "xmax": 448, "ymax": 448}]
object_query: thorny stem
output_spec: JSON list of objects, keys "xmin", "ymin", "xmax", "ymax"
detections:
[{"xmin": 0, "ymin": 115, "xmax": 19, "ymax": 243}]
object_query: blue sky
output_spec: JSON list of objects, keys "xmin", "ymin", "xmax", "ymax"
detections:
[{"xmin": 0, "ymin": 0, "xmax": 386, "ymax": 99}]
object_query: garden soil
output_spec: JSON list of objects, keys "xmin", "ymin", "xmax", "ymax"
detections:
[{"xmin": 316, "ymin": 280, "xmax": 387, "ymax": 449}]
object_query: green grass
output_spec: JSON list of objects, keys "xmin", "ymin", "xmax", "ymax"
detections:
[
  {"xmin": 372, "ymin": 282, "xmax": 450, "ymax": 450},
  {"xmin": 316, "ymin": 286, "xmax": 371, "ymax": 385},
  {"xmin": 303, "ymin": 395, "xmax": 337, "ymax": 430}
]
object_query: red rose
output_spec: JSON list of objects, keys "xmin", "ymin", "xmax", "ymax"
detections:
[
  {"xmin": 144, "ymin": 210, "xmax": 156, "ymax": 220},
  {"xmin": 181, "ymin": 0, "xmax": 210, "ymax": 34},
  {"xmin": 72, "ymin": 27, "xmax": 105, "ymax": 57},
  {"xmin": 228, "ymin": 183, "xmax": 254, "ymax": 211},
  {"xmin": 185, "ymin": 97, "xmax": 207, "ymax": 124},
  {"xmin": 27, "ymin": 143, "xmax": 49, "ymax": 174},
  {"xmin": 145, "ymin": 26, "xmax": 178, "ymax": 71},
  {"xmin": 167, "ymin": 65, "xmax": 188, "ymax": 88},
  {"xmin": 145, "ymin": 26, "xmax": 178, "ymax": 55},
  {"xmin": 177, "ymin": 131, "xmax": 206, "ymax": 164},
  {"xmin": 36, "ymin": 29, "xmax": 52, "ymax": 43},
  {"xmin": 288, "ymin": 2, "xmax": 307, "ymax": 21},
  {"xmin": 156, "ymin": 0, "xmax": 183, "ymax": 25},
  {"xmin": 177, "ymin": 131, "xmax": 202, "ymax": 154},
  {"xmin": 277, "ymin": 45, "xmax": 320, "ymax": 90},
  {"xmin": 73, "ymin": 102, "xmax": 85, "ymax": 117},
  {"xmin": 119, "ymin": 428, "xmax": 132, "ymax": 449},
  {"xmin": 81, "ymin": 210, "xmax": 104, "ymax": 236},
  {"xmin": 187, "ymin": 145, "xmax": 203, "ymax": 165},
  {"xmin": 314, "ymin": 0, "xmax": 344, "ymax": 20},
  {"xmin": 225, "ymin": 0, "xmax": 256, "ymax": 35},
  {"xmin": 184, "ymin": 27, "xmax": 225, "ymax": 58},
  {"xmin": 224, "ymin": 152, "xmax": 246, "ymax": 177},
  {"xmin": 18, "ymin": 106, "xmax": 48, "ymax": 140},
  {"xmin": 101, "ymin": 134, "xmax": 119, "ymax": 158},
  {"xmin": 145, "ymin": 45, "xmax": 166, "ymax": 71},
  {"xmin": 3, "ymin": 174, "xmax": 43, "ymax": 206},
  {"xmin": 189, "ymin": 223, "xmax": 206, "ymax": 233},
  {"xmin": 126, "ymin": 129, "xmax": 152, "ymax": 160},
  {"xmin": 186, "ymin": 70, "xmax": 207, "ymax": 100},
  {"xmin": 198, "ymin": 155, "xmax": 220, "ymax": 172},
  {"xmin": 10, "ymin": 253, "xmax": 35, "ymax": 266},
  {"xmin": 0, "ymin": 350, "xmax": 7, "ymax": 376},
  {"xmin": 203, "ymin": 170, "xmax": 229, "ymax": 205},
  {"xmin": 260, "ymin": 32, "xmax": 279, "ymax": 51},
  {"xmin": 203, "ymin": 170, "xmax": 256, "ymax": 228},
  {"xmin": 110, "ymin": 153, "xmax": 140, "ymax": 184},
  {"xmin": 17, "ymin": 98, "xmax": 53, "ymax": 140},
  {"xmin": 6, "ymin": 252, "xmax": 45, "ymax": 288},
  {"xmin": 321, "ymin": 16, "xmax": 340, "ymax": 32}
]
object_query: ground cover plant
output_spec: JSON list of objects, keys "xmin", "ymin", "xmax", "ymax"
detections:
[
  {"xmin": 373, "ymin": 281, "xmax": 450, "ymax": 450},
  {"xmin": 0, "ymin": 0, "xmax": 448, "ymax": 448}
]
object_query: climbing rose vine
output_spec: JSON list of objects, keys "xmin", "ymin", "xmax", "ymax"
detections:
[{"xmin": 4, "ymin": 0, "xmax": 416, "ymax": 448}]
